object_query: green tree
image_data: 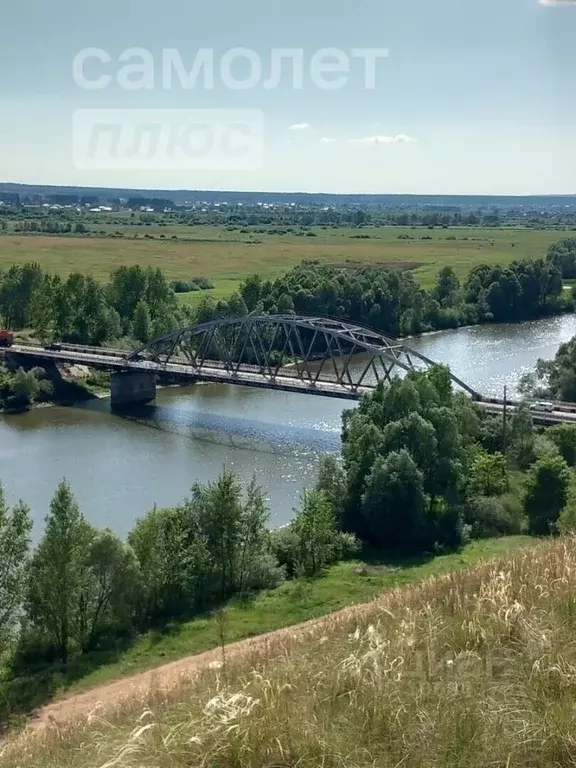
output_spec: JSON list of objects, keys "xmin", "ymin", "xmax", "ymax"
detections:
[
  {"xmin": 240, "ymin": 274, "xmax": 263, "ymax": 312},
  {"xmin": 547, "ymin": 238, "xmax": 576, "ymax": 279},
  {"xmin": 548, "ymin": 424, "xmax": 576, "ymax": 467},
  {"xmin": 0, "ymin": 485, "xmax": 32, "ymax": 652},
  {"xmin": 130, "ymin": 471, "xmax": 281, "ymax": 622},
  {"xmin": 291, "ymin": 489, "xmax": 342, "ymax": 577},
  {"xmin": 361, "ymin": 450, "xmax": 427, "ymax": 552},
  {"xmin": 558, "ymin": 487, "xmax": 576, "ymax": 535},
  {"xmin": 75, "ymin": 530, "xmax": 142, "ymax": 650},
  {"xmin": 434, "ymin": 266, "xmax": 460, "ymax": 307},
  {"xmin": 277, "ymin": 293, "xmax": 295, "ymax": 313},
  {"xmin": 27, "ymin": 481, "xmax": 94, "ymax": 665},
  {"xmin": 132, "ymin": 300, "xmax": 152, "ymax": 344},
  {"xmin": 8, "ymin": 368, "xmax": 40, "ymax": 409},
  {"xmin": 315, "ymin": 455, "xmax": 347, "ymax": 527},
  {"xmin": 524, "ymin": 455, "xmax": 571, "ymax": 536},
  {"xmin": 508, "ymin": 403, "xmax": 536, "ymax": 469},
  {"xmin": 107, "ymin": 266, "xmax": 148, "ymax": 320},
  {"xmin": 235, "ymin": 478, "xmax": 282, "ymax": 594},
  {"xmin": 129, "ymin": 504, "xmax": 204, "ymax": 622},
  {"xmin": 470, "ymin": 451, "xmax": 508, "ymax": 496}
]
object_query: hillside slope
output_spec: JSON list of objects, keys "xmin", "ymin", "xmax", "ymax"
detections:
[{"xmin": 4, "ymin": 537, "xmax": 576, "ymax": 767}]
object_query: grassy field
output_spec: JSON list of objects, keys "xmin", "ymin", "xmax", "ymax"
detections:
[
  {"xmin": 4, "ymin": 534, "xmax": 575, "ymax": 768},
  {"xmin": 2, "ymin": 536, "xmax": 532, "ymax": 721},
  {"xmin": 0, "ymin": 226, "xmax": 568, "ymax": 300}
]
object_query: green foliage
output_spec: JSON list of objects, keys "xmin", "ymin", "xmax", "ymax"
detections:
[
  {"xmin": 531, "ymin": 336, "xmax": 576, "ymax": 402},
  {"xmin": 291, "ymin": 490, "xmax": 352, "ymax": 577},
  {"xmin": 0, "ymin": 485, "xmax": 32, "ymax": 653},
  {"xmin": 524, "ymin": 455, "xmax": 571, "ymax": 535},
  {"xmin": 169, "ymin": 278, "xmax": 214, "ymax": 294},
  {"xmin": 464, "ymin": 494, "xmax": 525, "ymax": 539},
  {"xmin": 548, "ymin": 424, "xmax": 576, "ymax": 466},
  {"xmin": 557, "ymin": 488, "xmax": 576, "ymax": 535},
  {"xmin": 26, "ymin": 482, "xmax": 95, "ymax": 665},
  {"xmin": 129, "ymin": 473, "xmax": 283, "ymax": 624},
  {"xmin": 341, "ymin": 369, "xmax": 469, "ymax": 554},
  {"xmin": 314, "ymin": 455, "xmax": 347, "ymax": 527},
  {"xmin": 547, "ymin": 238, "xmax": 576, "ymax": 278},
  {"xmin": 470, "ymin": 451, "xmax": 509, "ymax": 496},
  {"xmin": 75, "ymin": 530, "xmax": 142, "ymax": 651},
  {"xmin": 361, "ymin": 450, "xmax": 428, "ymax": 552},
  {"xmin": 131, "ymin": 300, "xmax": 152, "ymax": 344},
  {"xmin": 0, "ymin": 367, "xmax": 51, "ymax": 411},
  {"xmin": 210, "ymin": 256, "xmax": 565, "ymax": 340},
  {"xmin": 508, "ymin": 404, "xmax": 536, "ymax": 469}
]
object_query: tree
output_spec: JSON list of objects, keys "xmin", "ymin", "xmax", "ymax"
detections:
[
  {"xmin": 8, "ymin": 368, "xmax": 40, "ymax": 409},
  {"xmin": 27, "ymin": 481, "xmax": 94, "ymax": 665},
  {"xmin": 236, "ymin": 478, "xmax": 282, "ymax": 594},
  {"xmin": 361, "ymin": 450, "xmax": 427, "ymax": 552},
  {"xmin": 524, "ymin": 455, "xmax": 571, "ymax": 536},
  {"xmin": 130, "ymin": 471, "xmax": 282, "ymax": 623},
  {"xmin": 508, "ymin": 404, "xmax": 536, "ymax": 469},
  {"xmin": 107, "ymin": 266, "xmax": 147, "ymax": 320},
  {"xmin": 74, "ymin": 530, "xmax": 142, "ymax": 650},
  {"xmin": 470, "ymin": 451, "xmax": 508, "ymax": 496},
  {"xmin": 547, "ymin": 238, "xmax": 576, "ymax": 279},
  {"xmin": 532, "ymin": 337, "xmax": 576, "ymax": 402},
  {"xmin": 277, "ymin": 293, "xmax": 295, "ymax": 313},
  {"xmin": 0, "ymin": 485, "xmax": 32, "ymax": 652},
  {"xmin": 434, "ymin": 266, "xmax": 460, "ymax": 307},
  {"xmin": 291, "ymin": 489, "xmax": 343, "ymax": 577},
  {"xmin": 132, "ymin": 300, "xmax": 152, "ymax": 344},
  {"xmin": 129, "ymin": 503, "xmax": 210, "ymax": 622},
  {"xmin": 548, "ymin": 424, "xmax": 576, "ymax": 467},
  {"xmin": 315, "ymin": 455, "xmax": 347, "ymax": 527},
  {"xmin": 240, "ymin": 274, "xmax": 263, "ymax": 312}
]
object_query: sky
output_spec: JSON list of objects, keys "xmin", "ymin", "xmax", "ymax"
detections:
[{"xmin": 0, "ymin": 0, "xmax": 575, "ymax": 195}]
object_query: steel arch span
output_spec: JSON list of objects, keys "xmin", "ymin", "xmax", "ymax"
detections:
[{"xmin": 127, "ymin": 315, "xmax": 480, "ymax": 400}]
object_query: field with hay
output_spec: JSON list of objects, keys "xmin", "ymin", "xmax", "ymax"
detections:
[{"xmin": 4, "ymin": 536, "xmax": 576, "ymax": 767}]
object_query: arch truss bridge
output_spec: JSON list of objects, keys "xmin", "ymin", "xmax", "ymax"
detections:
[{"xmin": 127, "ymin": 315, "xmax": 479, "ymax": 400}]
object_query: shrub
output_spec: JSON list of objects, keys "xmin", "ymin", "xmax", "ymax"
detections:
[{"xmin": 465, "ymin": 495, "xmax": 525, "ymax": 539}]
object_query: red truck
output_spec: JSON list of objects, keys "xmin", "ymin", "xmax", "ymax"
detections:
[{"xmin": 0, "ymin": 329, "xmax": 14, "ymax": 347}]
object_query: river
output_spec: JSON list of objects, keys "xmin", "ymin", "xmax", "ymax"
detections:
[{"xmin": 2, "ymin": 313, "xmax": 576, "ymax": 542}]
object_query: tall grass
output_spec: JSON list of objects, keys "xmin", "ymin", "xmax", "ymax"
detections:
[{"xmin": 5, "ymin": 537, "xmax": 576, "ymax": 767}]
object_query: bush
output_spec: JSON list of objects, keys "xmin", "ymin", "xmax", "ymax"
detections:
[
  {"xmin": 465, "ymin": 495, "xmax": 524, "ymax": 539},
  {"xmin": 524, "ymin": 455, "xmax": 571, "ymax": 535},
  {"xmin": 270, "ymin": 526, "xmax": 301, "ymax": 578},
  {"xmin": 270, "ymin": 524, "xmax": 360, "ymax": 580}
]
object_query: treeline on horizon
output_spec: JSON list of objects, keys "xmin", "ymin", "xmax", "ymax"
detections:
[
  {"xmin": 2, "ymin": 201, "xmax": 576, "ymax": 229},
  {"xmin": 3, "ymin": 366, "xmax": 576, "ymax": 723},
  {"xmin": 2, "ymin": 183, "xmax": 576, "ymax": 211},
  {"xmin": 0, "ymin": 238, "xmax": 574, "ymax": 348}
]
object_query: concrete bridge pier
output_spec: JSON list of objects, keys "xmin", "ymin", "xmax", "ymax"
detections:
[{"xmin": 111, "ymin": 371, "xmax": 156, "ymax": 407}]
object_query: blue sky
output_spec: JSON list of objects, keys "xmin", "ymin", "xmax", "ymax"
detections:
[{"xmin": 0, "ymin": 0, "xmax": 574, "ymax": 194}]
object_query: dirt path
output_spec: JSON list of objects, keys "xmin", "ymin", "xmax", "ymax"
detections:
[{"xmin": 32, "ymin": 612, "xmax": 338, "ymax": 730}]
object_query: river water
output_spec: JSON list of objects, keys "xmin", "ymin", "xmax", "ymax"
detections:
[{"xmin": 3, "ymin": 314, "xmax": 576, "ymax": 542}]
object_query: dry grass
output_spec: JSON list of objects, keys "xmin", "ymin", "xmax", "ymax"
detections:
[{"xmin": 5, "ymin": 537, "xmax": 576, "ymax": 767}]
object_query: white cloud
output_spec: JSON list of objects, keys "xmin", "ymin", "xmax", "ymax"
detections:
[
  {"xmin": 538, "ymin": 0, "xmax": 576, "ymax": 5},
  {"xmin": 320, "ymin": 137, "xmax": 338, "ymax": 143},
  {"xmin": 288, "ymin": 122, "xmax": 311, "ymax": 131},
  {"xmin": 348, "ymin": 134, "xmax": 417, "ymax": 145}
]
